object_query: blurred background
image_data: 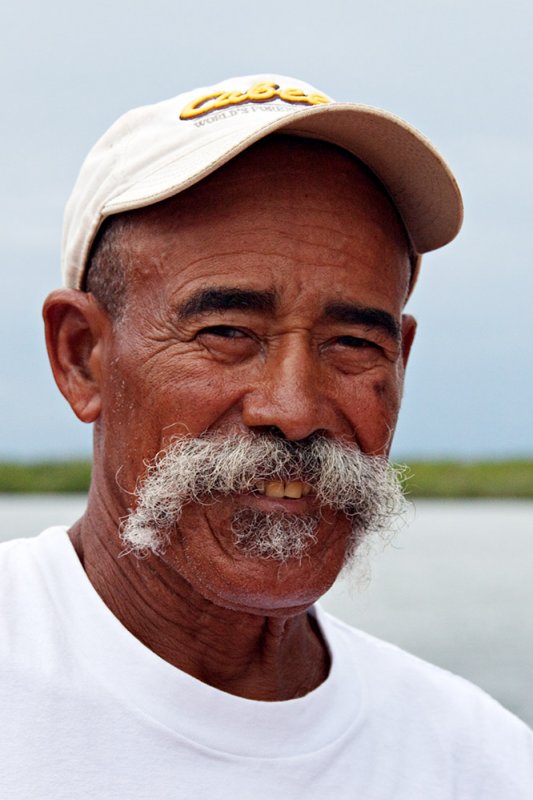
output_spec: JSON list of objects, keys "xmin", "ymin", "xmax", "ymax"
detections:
[
  {"xmin": 0, "ymin": 0, "xmax": 531, "ymax": 724},
  {"xmin": 1, "ymin": 0, "xmax": 532, "ymax": 460}
]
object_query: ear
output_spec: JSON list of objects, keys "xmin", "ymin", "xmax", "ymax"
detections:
[
  {"xmin": 400, "ymin": 314, "xmax": 417, "ymax": 368},
  {"xmin": 42, "ymin": 289, "xmax": 109, "ymax": 423}
]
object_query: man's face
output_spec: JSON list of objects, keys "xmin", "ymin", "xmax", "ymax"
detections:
[{"xmin": 94, "ymin": 138, "xmax": 414, "ymax": 615}]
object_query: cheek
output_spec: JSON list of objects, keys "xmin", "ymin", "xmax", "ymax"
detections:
[
  {"xmin": 101, "ymin": 346, "xmax": 253, "ymax": 457},
  {"xmin": 151, "ymin": 361, "xmax": 251, "ymax": 441},
  {"xmin": 339, "ymin": 371, "xmax": 403, "ymax": 454},
  {"xmin": 372, "ymin": 375, "xmax": 402, "ymax": 409}
]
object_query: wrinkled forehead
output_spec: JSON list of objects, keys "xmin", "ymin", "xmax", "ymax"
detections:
[
  {"xmin": 116, "ymin": 136, "xmax": 413, "ymax": 253},
  {"xmin": 131, "ymin": 136, "xmax": 409, "ymax": 226},
  {"xmin": 87, "ymin": 135, "xmax": 415, "ymax": 307}
]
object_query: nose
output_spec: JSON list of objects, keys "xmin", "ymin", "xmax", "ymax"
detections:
[{"xmin": 241, "ymin": 336, "xmax": 339, "ymax": 441}]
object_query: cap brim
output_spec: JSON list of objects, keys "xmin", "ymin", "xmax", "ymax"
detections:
[{"xmin": 103, "ymin": 102, "xmax": 463, "ymax": 256}]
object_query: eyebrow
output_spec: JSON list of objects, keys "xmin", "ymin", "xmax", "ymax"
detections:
[
  {"xmin": 177, "ymin": 287, "xmax": 278, "ymax": 319},
  {"xmin": 177, "ymin": 288, "xmax": 400, "ymax": 340},
  {"xmin": 324, "ymin": 302, "xmax": 401, "ymax": 340}
]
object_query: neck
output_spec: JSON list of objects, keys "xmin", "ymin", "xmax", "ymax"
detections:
[{"xmin": 68, "ymin": 490, "xmax": 330, "ymax": 701}]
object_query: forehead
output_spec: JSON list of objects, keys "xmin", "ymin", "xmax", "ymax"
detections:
[{"xmin": 118, "ymin": 136, "xmax": 412, "ymax": 310}]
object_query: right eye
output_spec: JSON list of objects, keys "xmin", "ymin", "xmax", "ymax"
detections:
[{"xmin": 195, "ymin": 325, "xmax": 259, "ymax": 362}]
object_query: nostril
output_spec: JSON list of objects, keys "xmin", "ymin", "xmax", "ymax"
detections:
[
  {"xmin": 248, "ymin": 425, "xmax": 288, "ymax": 439},
  {"xmin": 266, "ymin": 425, "xmax": 286, "ymax": 440},
  {"xmin": 250, "ymin": 425, "xmax": 328, "ymax": 447}
]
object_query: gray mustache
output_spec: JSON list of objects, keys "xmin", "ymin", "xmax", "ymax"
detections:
[
  {"xmin": 133, "ymin": 432, "xmax": 403, "ymax": 519},
  {"xmin": 121, "ymin": 431, "xmax": 407, "ymax": 557}
]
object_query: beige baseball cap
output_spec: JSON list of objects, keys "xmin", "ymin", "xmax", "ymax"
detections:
[{"xmin": 62, "ymin": 73, "xmax": 463, "ymax": 291}]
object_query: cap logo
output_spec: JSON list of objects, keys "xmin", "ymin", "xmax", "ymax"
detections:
[{"xmin": 180, "ymin": 81, "xmax": 330, "ymax": 120}]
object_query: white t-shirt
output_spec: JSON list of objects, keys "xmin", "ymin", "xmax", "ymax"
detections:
[{"xmin": 0, "ymin": 528, "xmax": 532, "ymax": 799}]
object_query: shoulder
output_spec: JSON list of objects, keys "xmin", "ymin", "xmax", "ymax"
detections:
[
  {"xmin": 0, "ymin": 528, "xmax": 71, "ymax": 652},
  {"xmin": 322, "ymin": 607, "xmax": 529, "ymax": 726},
  {"xmin": 0, "ymin": 527, "xmax": 70, "ymax": 579},
  {"xmin": 319, "ymin": 608, "xmax": 533, "ymax": 794}
]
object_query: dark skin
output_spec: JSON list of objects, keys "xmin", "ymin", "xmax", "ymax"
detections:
[{"xmin": 43, "ymin": 139, "xmax": 416, "ymax": 701}]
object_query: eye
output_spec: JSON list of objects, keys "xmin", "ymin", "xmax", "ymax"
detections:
[
  {"xmin": 336, "ymin": 335, "xmax": 381, "ymax": 350},
  {"xmin": 198, "ymin": 325, "xmax": 247, "ymax": 339},
  {"xmin": 195, "ymin": 324, "xmax": 258, "ymax": 363},
  {"xmin": 324, "ymin": 333, "xmax": 389, "ymax": 373}
]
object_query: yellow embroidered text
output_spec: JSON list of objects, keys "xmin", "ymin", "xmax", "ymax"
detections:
[{"xmin": 180, "ymin": 82, "xmax": 330, "ymax": 120}]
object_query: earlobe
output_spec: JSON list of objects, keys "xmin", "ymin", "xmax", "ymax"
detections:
[
  {"xmin": 401, "ymin": 314, "xmax": 417, "ymax": 368},
  {"xmin": 42, "ymin": 289, "xmax": 107, "ymax": 423}
]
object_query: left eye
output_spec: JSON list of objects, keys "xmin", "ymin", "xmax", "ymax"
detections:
[
  {"xmin": 199, "ymin": 325, "xmax": 247, "ymax": 339},
  {"xmin": 336, "ymin": 335, "xmax": 379, "ymax": 350}
]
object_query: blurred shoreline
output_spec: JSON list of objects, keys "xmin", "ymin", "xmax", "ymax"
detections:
[{"xmin": 0, "ymin": 459, "xmax": 532, "ymax": 497}]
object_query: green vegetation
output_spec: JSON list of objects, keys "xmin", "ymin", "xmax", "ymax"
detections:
[
  {"xmin": 402, "ymin": 460, "xmax": 533, "ymax": 499},
  {"xmin": 0, "ymin": 459, "xmax": 532, "ymax": 498},
  {"xmin": 0, "ymin": 461, "xmax": 92, "ymax": 494}
]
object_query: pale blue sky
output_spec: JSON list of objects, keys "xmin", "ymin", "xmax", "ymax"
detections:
[{"xmin": 1, "ymin": 0, "xmax": 531, "ymax": 459}]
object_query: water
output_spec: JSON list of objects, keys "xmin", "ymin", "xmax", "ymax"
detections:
[{"xmin": 1, "ymin": 496, "xmax": 532, "ymax": 726}]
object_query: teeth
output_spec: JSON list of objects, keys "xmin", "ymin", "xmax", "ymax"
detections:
[
  {"xmin": 284, "ymin": 481, "xmax": 304, "ymax": 499},
  {"xmin": 255, "ymin": 480, "xmax": 312, "ymax": 499},
  {"xmin": 265, "ymin": 481, "xmax": 285, "ymax": 498}
]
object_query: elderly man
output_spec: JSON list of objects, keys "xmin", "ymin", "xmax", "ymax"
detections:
[{"xmin": 1, "ymin": 74, "xmax": 532, "ymax": 798}]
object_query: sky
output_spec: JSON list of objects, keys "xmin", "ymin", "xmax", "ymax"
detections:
[{"xmin": 1, "ymin": 0, "xmax": 532, "ymax": 460}]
